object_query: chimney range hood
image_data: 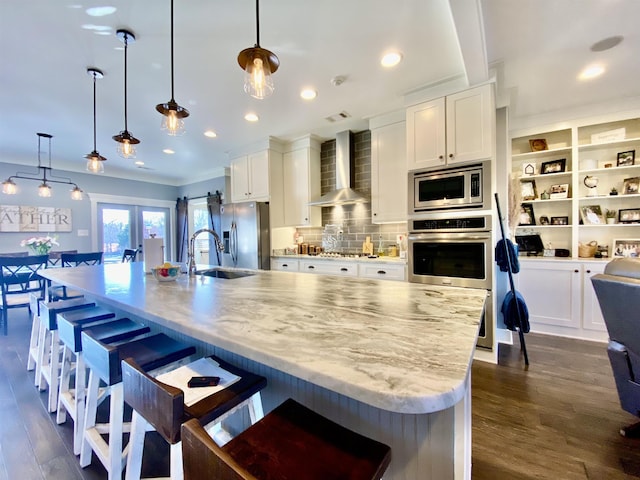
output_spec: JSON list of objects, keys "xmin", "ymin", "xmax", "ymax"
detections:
[{"xmin": 308, "ymin": 130, "xmax": 369, "ymax": 206}]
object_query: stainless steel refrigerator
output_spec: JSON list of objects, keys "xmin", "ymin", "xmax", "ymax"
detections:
[{"xmin": 219, "ymin": 201, "xmax": 271, "ymax": 270}]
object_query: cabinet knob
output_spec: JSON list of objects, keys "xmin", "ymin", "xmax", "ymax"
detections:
[
  {"xmin": 282, "ymin": 264, "xmax": 288, "ymax": 268},
  {"xmin": 373, "ymin": 213, "xmax": 377, "ymax": 216},
  {"xmin": 574, "ymin": 269, "xmax": 579, "ymax": 273},
  {"xmin": 439, "ymin": 155, "xmax": 444, "ymax": 160},
  {"xmin": 304, "ymin": 218, "xmax": 308, "ymax": 221},
  {"xmin": 586, "ymin": 269, "xmax": 591, "ymax": 274},
  {"xmin": 449, "ymin": 153, "xmax": 454, "ymax": 159},
  {"xmin": 308, "ymin": 265, "xmax": 315, "ymax": 269},
  {"xmin": 377, "ymin": 270, "xmax": 387, "ymax": 275},
  {"xmin": 340, "ymin": 267, "xmax": 348, "ymax": 272}
]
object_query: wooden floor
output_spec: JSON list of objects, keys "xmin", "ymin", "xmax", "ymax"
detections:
[{"xmin": 1, "ymin": 309, "xmax": 640, "ymax": 479}]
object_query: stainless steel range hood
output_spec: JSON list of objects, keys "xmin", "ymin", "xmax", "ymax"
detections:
[{"xmin": 308, "ymin": 130, "xmax": 369, "ymax": 206}]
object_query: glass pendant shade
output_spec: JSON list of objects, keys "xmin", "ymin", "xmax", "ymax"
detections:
[
  {"xmin": 70, "ymin": 186, "xmax": 83, "ymax": 200},
  {"xmin": 86, "ymin": 153, "xmax": 105, "ymax": 173},
  {"xmin": 2, "ymin": 179, "xmax": 17, "ymax": 195},
  {"xmin": 38, "ymin": 182, "xmax": 52, "ymax": 197}
]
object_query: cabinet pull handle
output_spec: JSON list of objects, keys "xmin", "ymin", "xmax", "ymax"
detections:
[
  {"xmin": 574, "ymin": 269, "xmax": 579, "ymax": 273},
  {"xmin": 282, "ymin": 264, "xmax": 288, "ymax": 268},
  {"xmin": 340, "ymin": 267, "xmax": 348, "ymax": 272},
  {"xmin": 377, "ymin": 270, "xmax": 387, "ymax": 275},
  {"xmin": 308, "ymin": 265, "xmax": 315, "ymax": 269}
]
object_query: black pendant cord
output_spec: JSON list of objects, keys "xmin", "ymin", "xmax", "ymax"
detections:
[
  {"xmin": 170, "ymin": 0, "xmax": 175, "ymax": 101},
  {"xmin": 123, "ymin": 33, "xmax": 129, "ymax": 132},
  {"xmin": 255, "ymin": 0, "xmax": 260, "ymax": 47},
  {"xmin": 92, "ymin": 72, "xmax": 98, "ymax": 150}
]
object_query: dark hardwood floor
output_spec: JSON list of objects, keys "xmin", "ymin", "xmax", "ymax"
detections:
[{"xmin": 2, "ymin": 308, "xmax": 640, "ymax": 479}]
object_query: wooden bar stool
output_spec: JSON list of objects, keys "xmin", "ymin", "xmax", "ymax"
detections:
[
  {"xmin": 37, "ymin": 297, "xmax": 96, "ymax": 412},
  {"xmin": 80, "ymin": 331, "xmax": 196, "ymax": 480},
  {"xmin": 122, "ymin": 355, "xmax": 267, "ymax": 480},
  {"xmin": 56, "ymin": 305, "xmax": 150, "ymax": 455},
  {"xmin": 181, "ymin": 398, "xmax": 392, "ymax": 480}
]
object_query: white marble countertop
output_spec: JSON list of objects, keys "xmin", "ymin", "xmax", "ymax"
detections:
[
  {"xmin": 272, "ymin": 254, "xmax": 406, "ymax": 264},
  {"xmin": 40, "ymin": 262, "xmax": 485, "ymax": 414}
]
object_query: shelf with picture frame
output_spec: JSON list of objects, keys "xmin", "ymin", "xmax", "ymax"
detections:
[{"xmin": 511, "ymin": 114, "xmax": 640, "ymax": 259}]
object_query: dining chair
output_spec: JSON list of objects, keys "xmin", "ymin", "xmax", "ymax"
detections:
[
  {"xmin": 48, "ymin": 250, "xmax": 78, "ymax": 268},
  {"xmin": 122, "ymin": 248, "xmax": 138, "ymax": 263},
  {"xmin": 0, "ymin": 254, "xmax": 48, "ymax": 335},
  {"xmin": 49, "ymin": 252, "xmax": 103, "ymax": 301}
]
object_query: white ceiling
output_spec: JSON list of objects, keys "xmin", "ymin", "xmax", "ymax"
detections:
[{"xmin": 1, "ymin": 0, "xmax": 639, "ymax": 185}]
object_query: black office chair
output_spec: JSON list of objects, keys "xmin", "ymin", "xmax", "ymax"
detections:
[
  {"xmin": 592, "ymin": 257, "xmax": 640, "ymax": 436},
  {"xmin": 121, "ymin": 248, "xmax": 138, "ymax": 263},
  {"xmin": 0, "ymin": 254, "xmax": 48, "ymax": 335}
]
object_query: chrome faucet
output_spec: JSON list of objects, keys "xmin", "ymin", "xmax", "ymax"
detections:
[{"xmin": 188, "ymin": 228, "xmax": 225, "ymax": 276}]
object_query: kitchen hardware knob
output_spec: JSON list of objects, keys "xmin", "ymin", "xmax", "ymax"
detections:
[
  {"xmin": 586, "ymin": 269, "xmax": 591, "ymax": 273},
  {"xmin": 439, "ymin": 155, "xmax": 444, "ymax": 160},
  {"xmin": 308, "ymin": 265, "xmax": 315, "ymax": 269},
  {"xmin": 282, "ymin": 264, "xmax": 288, "ymax": 268},
  {"xmin": 574, "ymin": 269, "xmax": 579, "ymax": 273},
  {"xmin": 377, "ymin": 270, "xmax": 386, "ymax": 275},
  {"xmin": 449, "ymin": 153, "xmax": 454, "ymax": 158},
  {"xmin": 373, "ymin": 213, "xmax": 377, "ymax": 216},
  {"xmin": 340, "ymin": 267, "xmax": 348, "ymax": 272}
]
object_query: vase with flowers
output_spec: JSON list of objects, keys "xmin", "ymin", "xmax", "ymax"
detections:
[{"xmin": 20, "ymin": 235, "xmax": 59, "ymax": 255}]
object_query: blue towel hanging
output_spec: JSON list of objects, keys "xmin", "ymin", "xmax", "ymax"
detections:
[{"xmin": 501, "ymin": 290, "xmax": 530, "ymax": 333}]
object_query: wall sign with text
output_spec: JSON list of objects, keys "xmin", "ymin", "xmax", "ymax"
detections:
[{"xmin": 0, "ymin": 205, "xmax": 72, "ymax": 232}]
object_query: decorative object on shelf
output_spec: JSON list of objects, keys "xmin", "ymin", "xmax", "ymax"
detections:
[
  {"xmin": 583, "ymin": 175, "xmax": 599, "ymax": 197},
  {"xmin": 514, "ymin": 233, "xmax": 544, "ymax": 256},
  {"xmin": 522, "ymin": 163, "xmax": 537, "ymax": 176},
  {"xmin": 550, "ymin": 183, "xmax": 569, "ymax": 199},
  {"xmin": 520, "ymin": 179, "xmax": 537, "ymax": 200},
  {"xmin": 623, "ymin": 176, "xmax": 640, "ymax": 195},
  {"xmin": 1, "ymin": 133, "xmax": 83, "ymax": 200},
  {"xmin": 580, "ymin": 204, "xmax": 605, "ymax": 225},
  {"xmin": 597, "ymin": 244, "xmax": 609, "ymax": 258},
  {"xmin": 610, "ymin": 187, "xmax": 618, "ymax": 196},
  {"xmin": 237, "ymin": 0, "xmax": 280, "ymax": 99},
  {"xmin": 541, "ymin": 158, "xmax": 566, "ymax": 174},
  {"xmin": 539, "ymin": 216, "xmax": 549, "ymax": 225},
  {"xmin": 606, "ymin": 209, "xmax": 617, "ymax": 224},
  {"xmin": 605, "ymin": 163, "xmax": 613, "ymax": 168},
  {"xmin": 112, "ymin": 29, "xmax": 140, "ymax": 159},
  {"xmin": 578, "ymin": 240, "xmax": 598, "ymax": 258},
  {"xmin": 591, "ymin": 128, "xmax": 625, "ymax": 144},
  {"xmin": 551, "ymin": 216, "xmax": 569, "ymax": 225},
  {"xmin": 518, "ymin": 203, "xmax": 536, "ymax": 226},
  {"xmin": 155, "ymin": 0, "xmax": 189, "ymax": 136},
  {"xmin": 619, "ymin": 208, "xmax": 640, "ymax": 224},
  {"xmin": 529, "ymin": 139, "xmax": 548, "ymax": 152},
  {"xmin": 20, "ymin": 235, "xmax": 59, "ymax": 255},
  {"xmin": 540, "ymin": 190, "xmax": 550, "ymax": 200},
  {"xmin": 580, "ymin": 158, "xmax": 597, "ymax": 170},
  {"xmin": 617, "ymin": 150, "xmax": 635, "ymax": 167},
  {"xmin": 613, "ymin": 239, "xmax": 640, "ymax": 258},
  {"xmin": 85, "ymin": 68, "xmax": 107, "ymax": 174}
]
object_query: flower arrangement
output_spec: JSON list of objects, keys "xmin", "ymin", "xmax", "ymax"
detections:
[{"xmin": 20, "ymin": 235, "xmax": 59, "ymax": 255}]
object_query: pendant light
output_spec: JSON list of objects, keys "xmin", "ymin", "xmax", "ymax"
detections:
[
  {"xmin": 237, "ymin": 0, "xmax": 279, "ymax": 99},
  {"xmin": 85, "ymin": 68, "xmax": 107, "ymax": 173},
  {"xmin": 156, "ymin": 0, "xmax": 189, "ymax": 136},
  {"xmin": 112, "ymin": 29, "xmax": 140, "ymax": 158}
]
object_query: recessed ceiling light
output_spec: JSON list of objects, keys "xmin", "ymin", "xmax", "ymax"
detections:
[
  {"xmin": 163, "ymin": 149, "xmax": 175, "ymax": 154},
  {"xmin": 81, "ymin": 24, "xmax": 112, "ymax": 32},
  {"xmin": 300, "ymin": 88, "xmax": 317, "ymax": 100},
  {"xmin": 381, "ymin": 51, "xmax": 403, "ymax": 68},
  {"xmin": 86, "ymin": 6, "xmax": 117, "ymax": 17},
  {"xmin": 244, "ymin": 113, "xmax": 259, "ymax": 122},
  {"xmin": 590, "ymin": 35, "xmax": 623, "ymax": 52},
  {"xmin": 204, "ymin": 130, "xmax": 217, "ymax": 138},
  {"xmin": 578, "ymin": 64, "xmax": 605, "ymax": 80},
  {"xmin": 134, "ymin": 161, "xmax": 145, "ymax": 166}
]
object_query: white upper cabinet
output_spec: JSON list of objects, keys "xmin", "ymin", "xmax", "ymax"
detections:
[
  {"xmin": 371, "ymin": 119, "xmax": 407, "ymax": 223},
  {"xmin": 407, "ymin": 84, "xmax": 495, "ymax": 170},
  {"xmin": 282, "ymin": 137, "xmax": 321, "ymax": 227},
  {"xmin": 230, "ymin": 150, "xmax": 271, "ymax": 203}
]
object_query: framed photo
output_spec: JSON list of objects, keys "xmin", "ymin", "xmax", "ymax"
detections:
[
  {"xmin": 549, "ymin": 183, "xmax": 569, "ymax": 199},
  {"xmin": 580, "ymin": 205, "xmax": 605, "ymax": 225},
  {"xmin": 541, "ymin": 158, "xmax": 567, "ymax": 174},
  {"xmin": 539, "ymin": 216, "xmax": 549, "ymax": 225},
  {"xmin": 623, "ymin": 177, "xmax": 640, "ymax": 195},
  {"xmin": 617, "ymin": 150, "xmax": 635, "ymax": 167},
  {"xmin": 619, "ymin": 208, "xmax": 640, "ymax": 224},
  {"xmin": 529, "ymin": 139, "xmax": 548, "ymax": 152},
  {"xmin": 520, "ymin": 179, "xmax": 537, "ymax": 200},
  {"xmin": 550, "ymin": 216, "xmax": 569, "ymax": 225},
  {"xmin": 518, "ymin": 203, "xmax": 536, "ymax": 226},
  {"xmin": 522, "ymin": 163, "xmax": 537, "ymax": 176},
  {"xmin": 613, "ymin": 239, "xmax": 640, "ymax": 258}
]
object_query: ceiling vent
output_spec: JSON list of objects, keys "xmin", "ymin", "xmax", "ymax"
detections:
[{"xmin": 324, "ymin": 111, "xmax": 351, "ymax": 123}]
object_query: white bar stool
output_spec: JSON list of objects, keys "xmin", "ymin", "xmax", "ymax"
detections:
[
  {"xmin": 122, "ymin": 355, "xmax": 266, "ymax": 480},
  {"xmin": 26, "ymin": 292, "xmax": 44, "ymax": 372}
]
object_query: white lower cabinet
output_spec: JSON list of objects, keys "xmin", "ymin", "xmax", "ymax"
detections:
[
  {"xmin": 300, "ymin": 260, "xmax": 358, "ymax": 277},
  {"xmin": 515, "ymin": 259, "xmax": 607, "ymax": 341},
  {"xmin": 272, "ymin": 258, "xmax": 299, "ymax": 272},
  {"xmin": 271, "ymin": 258, "xmax": 406, "ymax": 281},
  {"xmin": 358, "ymin": 263, "xmax": 406, "ymax": 281}
]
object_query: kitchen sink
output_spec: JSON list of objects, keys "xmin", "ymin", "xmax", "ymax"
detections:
[{"xmin": 195, "ymin": 268, "xmax": 255, "ymax": 279}]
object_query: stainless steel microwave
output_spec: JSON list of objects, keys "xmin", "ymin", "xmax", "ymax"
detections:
[{"xmin": 410, "ymin": 162, "xmax": 490, "ymax": 213}]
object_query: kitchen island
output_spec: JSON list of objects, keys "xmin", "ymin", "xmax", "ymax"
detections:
[{"xmin": 40, "ymin": 262, "xmax": 486, "ymax": 480}]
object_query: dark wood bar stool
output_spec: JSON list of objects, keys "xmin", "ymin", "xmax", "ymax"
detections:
[
  {"xmin": 80, "ymin": 331, "xmax": 196, "ymax": 480},
  {"xmin": 37, "ymin": 297, "xmax": 97, "ymax": 412},
  {"xmin": 56, "ymin": 305, "xmax": 150, "ymax": 455},
  {"xmin": 181, "ymin": 398, "xmax": 392, "ymax": 480},
  {"xmin": 122, "ymin": 355, "xmax": 267, "ymax": 480}
]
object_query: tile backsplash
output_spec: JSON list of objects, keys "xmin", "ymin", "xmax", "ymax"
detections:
[{"xmin": 296, "ymin": 130, "xmax": 407, "ymax": 253}]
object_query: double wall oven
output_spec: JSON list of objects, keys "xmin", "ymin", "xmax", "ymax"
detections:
[{"xmin": 408, "ymin": 162, "xmax": 493, "ymax": 349}]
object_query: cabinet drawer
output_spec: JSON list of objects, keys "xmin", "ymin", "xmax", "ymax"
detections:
[
  {"xmin": 300, "ymin": 261, "xmax": 357, "ymax": 276},
  {"xmin": 272, "ymin": 259, "xmax": 299, "ymax": 272},
  {"xmin": 359, "ymin": 263, "xmax": 406, "ymax": 281}
]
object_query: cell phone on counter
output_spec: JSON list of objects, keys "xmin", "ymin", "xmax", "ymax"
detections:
[{"xmin": 188, "ymin": 376, "xmax": 220, "ymax": 388}]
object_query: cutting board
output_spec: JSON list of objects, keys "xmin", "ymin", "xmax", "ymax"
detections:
[{"xmin": 362, "ymin": 236, "xmax": 374, "ymax": 255}]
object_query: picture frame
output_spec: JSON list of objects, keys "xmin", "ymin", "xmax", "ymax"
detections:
[
  {"xmin": 579, "ymin": 204, "xmax": 605, "ymax": 225},
  {"xmin": 521, "ymin": 179, "xmax": 537, "ymax": 200},
  {"xmin": 518, "ymin": 203, "xmax": 536, "ymax": 226},
  {"xmin": 550, "ymin": 216, "xmax": 569, "ymax": 225},
  {"xmin": 541, "ymin": 158, "xmax": 567, "ymax": 174},
  {"xmin": 539, "ymin": 216, "xmax": 549, "ymax": 225},
  {"xmin": 623, "ymin": 177, "xmax": 640, "ymax": 195},
  {"xmin": 549, "ymin": 183, "xmax": 569, "ymax": 199},
  {"xmin": 529, "ymin": 139, "xmax": 548, "ymax": 152},
  {"xmin": 617, "ymin": 150, "xmax": 635, "ymax": 167},
  {"xmin": 613, "ymin": 239, "xmax": 640, "ymax": 258},
  {"xmin": 619, "ymin": 208, "xmax": 640, "ymax": 224},
  {"xmin": 522, "ymin": 163, "xmax": 537, "ymax": 176}
]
